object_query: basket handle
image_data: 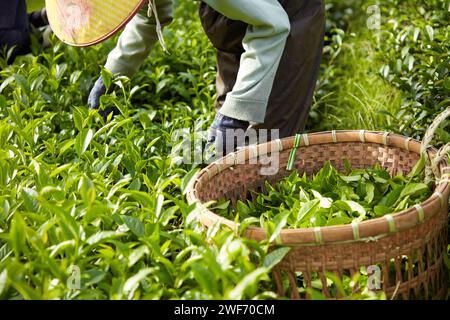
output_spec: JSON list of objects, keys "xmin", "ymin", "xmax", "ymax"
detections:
[{"xmin": 420, "ymin": 107, "xmax": 450, "ymax": 183}]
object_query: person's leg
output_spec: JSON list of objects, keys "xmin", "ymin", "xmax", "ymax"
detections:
[
  {"xmin": 200, "ymin": 0, "xmax": 291, "ymax": 157},
  {"xmin": 200, "ymin": 0, "xmax": 326, "ymax": 139},
  {"xmin": 253, "ymin": 0, "xmax": 326, "ymax": 138},
  {"xmin": 0, "ymin": 30, "xmax": 30, "ymax": 63},
  {"xmin": 0, "ymin": 0, "xmax": 30, "ymax": 63},
  {"xmin": 198, "ymin": 13, "xmax": 247, "ymax": 157},
  {"xmin": 198, "ymin": 3, "xmax": 244, "ymax": 112},
  {"xmin": 214, "ymin": 51, "xmax": 240, "ymax": 111},
  {"xmin": 202, "ymin": 0, "xmax": 291, "ymax": 124}
]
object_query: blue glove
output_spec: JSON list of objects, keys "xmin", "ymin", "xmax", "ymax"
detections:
[
  {"xmin": 206, "ymin": 113, "xmax": 249, "ymax": 160},
  {"xmin": 88, "ymin": 76, "xmax": 119, "ymax": 120}
]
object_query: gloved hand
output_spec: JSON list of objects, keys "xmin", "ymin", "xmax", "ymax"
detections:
[
  {"xmin": 206, "ymin": 112, "xmax": 250, "ymax": 160},
  {"xmin": 88, "ymin": 76, "xmax": 119, "ymax": 120}
]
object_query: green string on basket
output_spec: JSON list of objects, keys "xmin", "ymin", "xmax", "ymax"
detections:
[{"xmin": 286, "ymin": 134, "xmax": 302, "ymax": 171}]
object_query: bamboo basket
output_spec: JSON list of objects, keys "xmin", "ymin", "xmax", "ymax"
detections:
[{"xmin": 186, "ymin": 111, "xmax": 450, "ymax": 300}]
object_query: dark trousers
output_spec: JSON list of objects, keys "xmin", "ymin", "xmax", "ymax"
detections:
[
  {"xmin": 0, "ymin": 0, "xmax": 30, "ymax": 63},
  {"xmin": 199, "ymin": 0, "xmax": 326, "ymax": 138}
]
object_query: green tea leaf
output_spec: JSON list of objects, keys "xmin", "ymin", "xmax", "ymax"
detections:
[
  {"xmin": 0, "ymin": 269, "xmax": 8, "ymax": 297},
  {"xmin": 181, "ymin": 167, "xmax": 199, "ymax": 195},
  {"xmin": 365, "ymin": 183, "xmax": 375, "ymax": 204},
  {"xmin": 263, "ymin": 247, "xmax": 291, "ymax": 269},
  {"xmin": 101, "ymin": 68, "xmax": 113, "ymax": 90},
  {"xmin": 124, "ymin": 268, "xmax": 154, "ymax": 295},
  {"xmin": 374, "ymin": 205, "xmax": 391, "ymax": 217},
  {"xmin": 122, "ymin": 216, "xmax": 145, "ymax": 237},
  {"xmin": 296, "ymin": 199, "xmax": 320, "ymax": 225},
  {"xmin": 9, "ymin": 214, "xmax": 27, "ymax": 254},
  {"xmin": 86, "ymin": 231, "xmax": 124, "ymax": 246},
  {"xmin": 335, "ymin": 200, "xmax": 366, "ymax": 217},
  {"xmin": 312, "ymin": 190, "xmax": 333, "ymax": 208},
  {"xmin": 381, "ymin": 186, "xmax": 404, "ymax": 207},
  {"xmin": 425, "ymin": 25, "xmax": 434, "ymax": 41},
  {"xmin": 407, "ymin": 155, "xmax": 426, "ymax": 180},
  {"xmin": 21, "ymin": 188, "xmax": 39, "ymax": 213},
  {"xmin": 190, "ymin": 262, "xmax": 218, "ymax": 296},
  {"xmin": 236, "ymin": 200, "xmax": 252, "ymax": 216},
  {"xmin": 227, "ymin": 268, "xmax": 268, "ymax": 300},
  {"xmin": 398, "ymin": 183, "xmax": 429, "ymax": 199},
  {"xmin": 339, "ymin": 175, "xmax": 361, "ymax": 183},
  {"xmin": 269, "ymin": 211, "xmax": 290, "ymax": 243},
  {"xmin": 75, "ymin": 128, "xmax": 94, "ymax": 156},
  {"xmin": 212, "ymin": 200, "xmax": 230, "ymax": 210}
]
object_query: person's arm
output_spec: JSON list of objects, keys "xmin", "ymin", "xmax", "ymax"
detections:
[
  {"xmin": 202, "ymin": 0, "xmax": 290, "ymax": 124},
  {"xmin": 88, "ymin": 0, "xmax": 173, "ymax": 114},
  {"xmin": 104, "ymin": 0, "xmax": 173, "ymax": 77}
]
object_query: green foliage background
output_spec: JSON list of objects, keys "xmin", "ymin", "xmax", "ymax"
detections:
[{"xmin": 0, "ymin": 0, "xmax": 448, "ymax": 300}]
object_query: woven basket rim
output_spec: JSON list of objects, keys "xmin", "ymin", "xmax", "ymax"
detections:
[{"xmin": 186, "ymin": 130, "xmax": 450, "ymax": 245}]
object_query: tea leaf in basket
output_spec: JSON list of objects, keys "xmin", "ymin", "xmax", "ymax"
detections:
[
  {"xmin": 374, "ymin": 205, "xmax": 391, "ymax": 217},
  {"xmin": 380, "ymin": 186, "xmax": 404, "ymax": 207},
  {"xmin": 334, "ymin": 200, "xmax": 366, "ymax": 218},
  {"xmin": 339, "ymin": 175, "xmax": 362, "ymax": 183},
  {"xmin": 395, "ymin": 195, "xmax": 411, "ymax": 211},
  {"xmin": 214, "ymin": 161, "xmax": 432, "ymax": 230},
  {"xmin": 239, "ymin": 217, "xmax": 260, "ymax": 234},
  {"xmin": 344, "ymin": 159, "xmax": 352, "ymax": 174},
  {"xmin": 212, "ymin": 200, "xmax": 230, "ymax": 211},
  {"xmin": 398, "ymin": 183, "xmax": 429, "ymax": 199},
  {"xmin": 407, "ymin": 154, "xmax": 426, "ymax": 180},
  {"xmin": 311, "ymin": 190, "xmax": 333, "ymax": 209},
  {"xmin": 296, "ymin": 199, "xmax": 320, "ymax": 226},
  {"xmin": 327, "ymin": 214, "xmax": 352, "ymax": 226},
  {"xmin": 236, "ymin": 200, "xmax": 252, "ymax": 217},
  {"xmin": 365, "ymin": 183, "xmax": 375, "ymax": 204}
]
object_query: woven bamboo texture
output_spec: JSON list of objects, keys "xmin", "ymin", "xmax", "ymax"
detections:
[{"xmin": 186, "ymin": 131, "xmax": 450, "ymax": 299}]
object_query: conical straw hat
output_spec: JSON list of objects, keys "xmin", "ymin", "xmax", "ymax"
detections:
[{"xmin": 45, "ymin": 0, "xmax": 146, "ymax": 46}]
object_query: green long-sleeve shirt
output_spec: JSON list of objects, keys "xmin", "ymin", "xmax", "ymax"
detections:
[{"xmin": 104, "ymin": 0, "xmax": 290, "ymax": 124}]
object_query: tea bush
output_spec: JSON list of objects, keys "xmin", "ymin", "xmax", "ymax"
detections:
[{"xmin": 0, "ymin": 0, "xmax": 448, "ymax": 300}]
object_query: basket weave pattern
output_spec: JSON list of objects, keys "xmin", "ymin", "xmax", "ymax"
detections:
[{"xmin": 187, "ymin": 131, "xmax": 450, "ymax": 299}]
